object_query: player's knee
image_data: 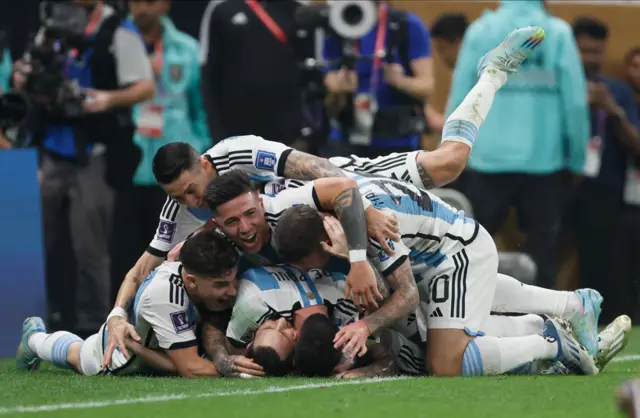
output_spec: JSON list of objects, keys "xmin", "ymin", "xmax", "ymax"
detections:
[{"xmin": 425, "ymin": 329, "xmax": 471, "ymax": 377}]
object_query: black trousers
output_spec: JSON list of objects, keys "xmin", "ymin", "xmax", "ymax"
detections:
[
  {"xmin": 611, "ymin": 205, "xmax": 640, "ymax": 323},
  {"xmin": 110, "ymin": 185, "xmax": 168, "ymax": 301},
  {"xmin": 463, "ymin": 171, "xmax": 568, "ymax": 289}
]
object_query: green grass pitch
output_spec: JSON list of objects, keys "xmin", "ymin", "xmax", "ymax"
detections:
[{"xmin": 1, "ymin": 329, "xmax": 639, "ymax": 418}]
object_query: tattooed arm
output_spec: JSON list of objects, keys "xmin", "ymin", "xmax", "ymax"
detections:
[
  {"xmin": 414, "ymin": 141, "xmax": 470, "ymax": 189},
  {"xmin": 202, "ymin": 322, "xmax": 264, "ymax": 377},
  {"xmin": 313, "ymin": 177, "xmax": 383, "ymax": 310},
  {"xmin": 335, "ymin": 339, "xmax": 398, "ymax": 378},
  {"xmin": 283, "ymin": 150, "xmax": 346, "ymax": 180},
  {"xmin": 363, "ymin": 258, "xmax": 419, "ymax": 335}
]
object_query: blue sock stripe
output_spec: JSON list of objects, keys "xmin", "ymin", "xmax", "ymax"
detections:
[
  {"xmin": 462, "ymin": 340, "xmax": 484, "ymax": 376},
  {"xmin": 442, "ymin": 120, "xmax": 478, "ymax": 145},
  {"xmin": 51, "ymin": 333, "xmax": 82, "ymax": 369},
  {"xmin": 509, "ymin": 362, "xmax": 533, "ymax": 375}
]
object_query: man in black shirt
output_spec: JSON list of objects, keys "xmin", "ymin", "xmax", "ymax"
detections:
[{"xmin": 199, "ymin": 0, "xmax": 307, "ymax": 146}]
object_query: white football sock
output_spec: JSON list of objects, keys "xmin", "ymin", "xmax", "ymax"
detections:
[
  {"xmin": 492, "ymin": 274, "xmax": 581, "ymax": 318},
  {"xmin": 462, "ymin": 335, "xmax": 558, "ymax": 376},
  {"xmin": 28, "ymin": 331, "xmax": 82, "ymax": 369},
  {"xmin": 441, "ymin": 68, "xmax": 508, "ymax": 147},
  {"xmin": 481, "ymin": 314, "xmax": 545, "ymax": 337}
]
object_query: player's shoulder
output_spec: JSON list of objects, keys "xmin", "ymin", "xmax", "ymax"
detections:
[
  {"xmin": 239, "ymin": 265, "xmax": 284, "ymax": 292},
  {"xmin": 141, "ymin": 262, "xmax": 187, "ymax": 305}
]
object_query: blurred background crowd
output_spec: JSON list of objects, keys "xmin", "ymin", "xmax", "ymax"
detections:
[{"xmin": 0, "ymin": 0, "xmax": 639, "ymax": 337}]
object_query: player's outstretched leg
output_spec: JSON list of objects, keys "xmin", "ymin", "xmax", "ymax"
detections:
[
  {"xmin": 16, "ymin": 317, "xmax": 83, "ymax": 372},
  {"xmin": 492, "ymin": 274, "xmax": 602, "ymax": 357},
  {"xmin": 440, "ymin": 27, "xmax": 546, "ymax": 148}
]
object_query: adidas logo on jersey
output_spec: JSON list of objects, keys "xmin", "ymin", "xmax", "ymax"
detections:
[{"xmin": 429, "ymin": 307, "xmax": 443, "ymax": 318}]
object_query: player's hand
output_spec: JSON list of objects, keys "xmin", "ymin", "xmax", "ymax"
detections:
[
  {"xmin": 230, "ymin": 355, "xmax": 265, "ymax": 377},
  {"xmin": 345, "ymin": 261, "xmax": 383, "ymax": 311},
  {"xmin": 365, "ymin": 207, "xmax": 399, "ymax": 256},
  {"xmin": 320, "ymin": 215, "xmax": 348, "ymax": 259},
  {"xmin": 167, "ymin": 240, "xmax": 185, "ymax": 262},
  {"xmin": 333, "ymin": 320, "xmax": 370, "ymax": 360},
  {"xmin": 101, "ymin": 316, "xmax": 141, "ymax": 371},
  {"xmin": 83, "ymin": 88, "xmax": 112, "ymax": 113}
]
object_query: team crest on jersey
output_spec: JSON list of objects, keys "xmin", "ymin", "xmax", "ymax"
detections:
[
  {"xmin": 157, "ymin": 221, "xmax": 176, "ymax": 243},
  {"xmin": 378, "ymin": 249, "xmax": 390, "ymax": 262},
  {"xmin": 169, "ymin": 64, "xmax": 183, "ymax": 82},
  {"xmin": 170, "ymin": 311, "xmax": 192, "ymax": 333},
  {"xmin": 256, "ymin": 150, "xmax": 277, "ymax": 170}
]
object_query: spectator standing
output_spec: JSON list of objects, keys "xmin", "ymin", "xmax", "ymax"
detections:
[
  {"xmin": 13, "ymin": 0, "xmax": 154, "ymax": 334},
  {"xmin": 446, "ymin": 0, "xmax": 589, "ymax": 289},
  {"xmin": 111, "ymin": 0, "xmax": 210, "ymax": 296},
  {"xmin": 199, "ymin": 0, "xmax": 308, "ymax": 147},
  {"xmin": 0, "ymin": 45, "xmax": 11, "ymax": 149},
  {"xmin": 323, "ymin": 0, "xmax": 434, "ymax": 159}
]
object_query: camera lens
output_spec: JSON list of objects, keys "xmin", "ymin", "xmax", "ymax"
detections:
[{"xmin": 342, "ymin": 4, "xmax": 363, "ymax": 25}]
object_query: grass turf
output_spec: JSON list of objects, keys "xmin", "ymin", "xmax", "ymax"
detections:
[{"xmin": 0, "ymin": 330, "xmax": 638, "ymax": 418}]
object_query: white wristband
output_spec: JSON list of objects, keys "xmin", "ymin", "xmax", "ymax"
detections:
[
  {"xmin": 107, "ymin": 307, "xmax": 127, "ymax": 322},
  {"xmin": 349, "ymin": 249, "xmax": 368, "ymax": 263}
]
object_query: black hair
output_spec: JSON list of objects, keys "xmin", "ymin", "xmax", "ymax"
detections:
[
  {"xmin": 274, "ymin": 206, "xmax": 326, "ymax": 263},
  {"xmin": 179, "ymin": 230, "xmax": 238, "ymax": 278},
  {"xmin": 573, "ymin": 17, "xmax": 609, "ymax": 40},
  {"xmin": 246, "ymin": 344, "xmax": 294, "ymax": 377},
  {"xmin": 294, "ymin": 313, "xmax": 341, "ymax": 377},
  {"xmin": 430, "ymin": 13, "xmax": 468, "ymax": 42},
  {"xmin": 204, "ymin": 170, "xmax": 257, "ymax": 215},
  {"xmin": 152, "ymin": 142, "xmax": 201, "ymax": 185}
]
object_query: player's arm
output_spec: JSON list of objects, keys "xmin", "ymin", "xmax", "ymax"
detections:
[
  {"xmin": 124, "ymin": 338, "xmax": 177, "ymax": 374},
  {"xmin": 166, "ymin": 346, "xmax": 220, "ymax": 378},
  {"xmin": 413, "ymin": 142, "xmax": 471, "ymax": 189},
  {"xmin": 335, "ymin": 341, "xmax": 398, "ymax": 379},
  {"xmin": 282, "ymin": 149, "xmax": 346, "ymax": 180}
]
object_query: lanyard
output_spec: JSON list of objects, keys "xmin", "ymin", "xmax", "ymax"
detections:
[
  {"xmin": 353, "ymin": 4, "xmax": 388, "ymax": 95},
  {"xmin": 84, "ymin": 4, "xmax": 104, "ymax": 37},
  {"xmin": 151, "ymin": 39, "xmax": 164, "ymax": 74},
  {"xmin": 246, "ymin": 0, "xmax": 288, "ymax": 45}
]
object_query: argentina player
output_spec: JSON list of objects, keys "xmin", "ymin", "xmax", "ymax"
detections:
[{"xmin": 16, "ymin": 232, "xmax": 240, "ymax": 378}]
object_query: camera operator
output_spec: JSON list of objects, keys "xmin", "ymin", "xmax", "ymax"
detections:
[
  {"xmin": 13, "ymin": 0, "xmax": 154, "ymax": 334},
  {"xmin": 323, "ymin": 0, "xmax": 433, "ymax": 159}
]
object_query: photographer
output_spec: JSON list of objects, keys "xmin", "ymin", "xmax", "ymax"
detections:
[
  {"xmin": 13, "ymin": 0, "xmax": 153, "ymax": 334},
  {"xmin": 323, "ymin": 0, "xmax": 433, "ymax": 159}
]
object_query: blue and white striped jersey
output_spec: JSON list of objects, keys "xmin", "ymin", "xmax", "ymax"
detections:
[{"xmin": 226, "ymin": 265, "xmax": 358, "ymax": 346}]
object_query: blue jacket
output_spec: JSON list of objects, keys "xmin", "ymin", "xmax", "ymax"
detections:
[
  {"xmin": 0, "ymin": 49, "xmax": 11, "ymax": 93},
  {"xmin": 446, "ymin": 0, "xmax": 589, "ymax": 174},
  {"xmin": 132, "ymin": 17, "xmax": 210, "ymax": 185}
]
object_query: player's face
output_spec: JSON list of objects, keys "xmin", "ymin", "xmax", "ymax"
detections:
[
  {"xmin": 213, "ymin": 192, "xmax": 270, "ymax": 254},
  {"xmin": 576, "ymin": 35, "xmax": 605, "ymax": 77},
  {"xmin": 252, "ymin": 318, "xmax": 298, "ymax": 360},
  {"xmin": 627, "ymin": 55, "xmax": 640, "ymax": 93},
  {"xmin": 192, "ymin": 268, "xmax": 238, "ymax": 311},
  {"xmin": 129, "ymin": 0, "xmax": 170, "ymax": 32},
  {"xmin": 162, "ymin": 164, "xmax": 209, "ymax": 209}
]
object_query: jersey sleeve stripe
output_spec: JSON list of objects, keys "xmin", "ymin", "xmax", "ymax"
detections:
[
  {"xmin": 160, "ymin": 197, "xmax": 173, "ymax": 218},
  {"xmin": 146, "ymin": 246, "xmax": 169, "ymax": 258},
  {"xmin": 364, "ymin": 161, "xmax": 407, "ymax": 175},
  {"xmin": 167, "ymin": 340, "xmax": 198, "ymax": 350},
  {"xmin": 168, "ymin": 202, "xmax": 180, "ymax": 221},
  {"xmin": 312, "ymin": 187, "xmax": 324, "ymax": 211},
  {"xmin": 277, "ymin": 148, "xmax": 293, "ymax": 177},
  {"xmin": 381, "ymin": 255, "xmax": 409, "ymax": 277}
]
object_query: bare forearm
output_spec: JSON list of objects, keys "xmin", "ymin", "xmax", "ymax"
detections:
[
  {"xmin": 114, "ymin": 253, "xmax": 163, "ymax": 309},
  {"xmin": 203, "ymin": 324, "xmax": 235, "ymax": 376},
  {"xmin": 125, "ymin": 340, "xmax": 176, "ymax": 373},
  {"xmin": 283, "ymin": 150, "xmax": 346, "ymax": 180},
  {"xmin": 109, "ymin": 80, "xmax": 154, "ymax": 108},
  {"xmin": 415, "ymin": 142, "xmax": 470, "ymax": 189},
  {"xmin": 364, "ymin": 261, "xmax": 419, "ymax": 334},
  {"xmin": 612, "ymin": 111, "xmax": 640, "ymax": 155}
]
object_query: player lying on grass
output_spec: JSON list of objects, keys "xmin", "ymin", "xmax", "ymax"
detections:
[
  {"xmin": 104, "ymin": 22, "xmax": 544, "ymax": 361},
  {"xmin": 271, "ymin": 206, "xmax": 631, "ymax": 376},
  {"xmin": 16, "ymin": 232, "xmax": 240, "ymax": 378}
]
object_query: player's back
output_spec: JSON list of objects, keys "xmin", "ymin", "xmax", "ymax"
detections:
[{"xmin": 227, "ymin": 264, "xmax": 358, "ymax": 345}]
